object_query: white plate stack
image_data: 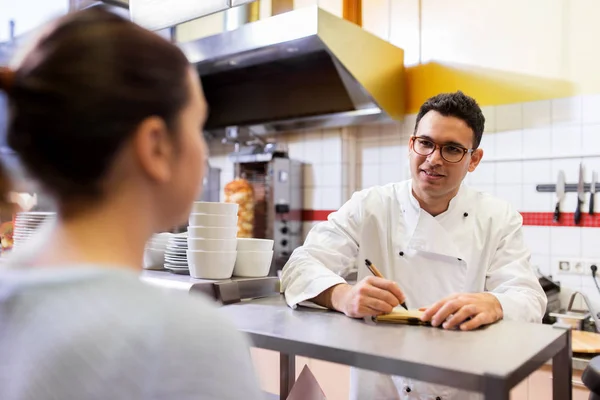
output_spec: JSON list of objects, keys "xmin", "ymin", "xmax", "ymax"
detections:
[
  {"xmin": 143, "ymin": 232, "xmax": 172, "ymax": 270},
  {"xmin": 13, "ymin": 212, "xmax": 56, "ymax": 249},
  {"xmin": 164, "ymin": 233, "xmax": 189, "ymax": 274},
  {"xmin": 187, "ymin": 201, "xmax": 239, "ymax": 279}
]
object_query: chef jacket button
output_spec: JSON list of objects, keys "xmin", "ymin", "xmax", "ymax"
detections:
[
  {"xmin": 457, "ymin": 258, "xmax": 462, "ymax": 261},
  {"xmin": 436, "ymin": 397, "xmax": 441, "ymax": 400},
  {"xmin": 404, "ymin": 386, "xmax": 411, "ymax": 393},
  {"xmin": 463, "ymin": 212, "xmax": 468, "ymax": 217},
  {"xmin": 399, "ymin": 251, "xmax": 404, "ymax": 256}
]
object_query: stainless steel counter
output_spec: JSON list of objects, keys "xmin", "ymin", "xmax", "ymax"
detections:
[{"xmin": 220, "ymin": 295, "xmax": 572, "ymax": 400}]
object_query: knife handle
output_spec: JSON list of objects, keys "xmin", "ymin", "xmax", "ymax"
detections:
[
  {"xmin": 575, "ymin": 199, "xmax": 582, "ymax": 225},
  {"xmin": 553, "ymin": 202, "xmax": 560, "ymax": 222},
  {"xmin": 590, "ymin": 193, "xmax": 595, "ymax": 216}
]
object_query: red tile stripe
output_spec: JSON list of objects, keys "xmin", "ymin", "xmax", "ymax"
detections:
[
  {"xmin": 520, "ymin": 212, "xmax": 600, "ymax": 227},
  {"xmin": 301, "ymin": 210, "xmax": 600, "ymax": 228}
]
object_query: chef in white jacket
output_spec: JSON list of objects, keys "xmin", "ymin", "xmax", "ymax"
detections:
[{"xmin": 281, "ymin": 91, "xmax": 547, "ymax": 400}]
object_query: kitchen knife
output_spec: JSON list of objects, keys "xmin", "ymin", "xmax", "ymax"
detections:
[
  {"xmin": 554, "ymin": 170, "xmax": 566, "ymax": 223},
  {"xmin": 590, "ymin": 171, "xmax": 597, "ymax": 216},
  {"xmin": 575, "ymin": 163, "xmax": 585, "ymax": 225}
]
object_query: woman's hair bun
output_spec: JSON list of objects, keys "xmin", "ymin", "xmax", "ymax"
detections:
[{"xmin": 0, "ymin": 67, "xmax": 15, "ymax": 94}]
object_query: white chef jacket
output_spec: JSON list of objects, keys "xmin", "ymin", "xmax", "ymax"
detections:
[{"xmin": 281, "ymin": 180, "xmax": 547, "ymax": 400}]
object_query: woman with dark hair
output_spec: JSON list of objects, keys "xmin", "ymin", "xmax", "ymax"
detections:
[{"xmin": 0, "ymin": 7, "xmax": 263, "ymax": 400}]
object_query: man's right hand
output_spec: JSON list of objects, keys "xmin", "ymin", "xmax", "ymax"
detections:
[{"xmin": 329, "ymin": 277, "xmax": 406, "ymax": 318}]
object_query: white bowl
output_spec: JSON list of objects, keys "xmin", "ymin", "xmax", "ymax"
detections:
[
  {"xmin": 233, "ymin": 250, "xmax": 274, "ymax": 278},
  {"xmin": 236, "ymin": 238, "xmax": 274, "ymax": 251},
  {"xmin": 187, "ymin": 238, "xmax": 237, "ymax": 251},
  {"xmin": 192, "ymin": 201, "xmax": 239, "ymax": 216},
  {"xmin": 188, "ymin": 213, "xmax": 238, "ymax": 227},
  {"xmin": 188, "ymin": 226, "xmax": 237, "ymax": 239},
  {"xmin": 186, "ymin": 250, "xmax": 237, "ymax": 280}
]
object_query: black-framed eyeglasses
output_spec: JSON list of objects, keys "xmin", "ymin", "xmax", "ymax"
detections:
[{"xmin": 410, "ymin": 136, "xmax": 474, "ymax": 163}]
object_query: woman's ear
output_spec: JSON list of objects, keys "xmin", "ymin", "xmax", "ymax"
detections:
[{"xmin": 131, "ymin": 116, "xmax": 175, "ymax": 183}]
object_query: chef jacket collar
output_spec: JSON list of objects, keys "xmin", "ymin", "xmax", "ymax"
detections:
[{"xmin": 407, "ymin": 180, "xmax": 467, "ymax": 219}]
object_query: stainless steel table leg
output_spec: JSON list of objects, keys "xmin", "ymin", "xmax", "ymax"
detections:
[
  {"xmin": 552, "ymin": 330, "xmax": 572, "ymax": 400},
  {"xmin": 280, "ymin": 352, "xmax": 295, "ymax": 400}
]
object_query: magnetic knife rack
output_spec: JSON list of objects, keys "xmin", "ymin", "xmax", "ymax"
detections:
[{"xmin": 536, "ymin": 184, "xmax": 595, "ymax": 193}]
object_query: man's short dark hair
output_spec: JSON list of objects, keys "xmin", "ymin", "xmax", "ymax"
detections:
[{"xmin": 414, "ymin": 91, "xmax": 485, "ymax": 149}]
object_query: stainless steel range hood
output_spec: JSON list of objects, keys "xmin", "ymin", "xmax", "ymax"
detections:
[{"xmin": 178, "ymin": 6, "xmax": 405, "ymax": 136}]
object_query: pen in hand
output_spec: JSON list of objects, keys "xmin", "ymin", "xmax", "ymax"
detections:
[{"xmin": 364, "ymin": 259, "xmax": 408, "ymax": 311}]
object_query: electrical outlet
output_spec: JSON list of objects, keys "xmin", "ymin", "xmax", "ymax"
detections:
[
  {"xmin": 558, "ymin": 259, "xmax": 599, "ymax": 276},
  {"xmin": 558, "ymin": 260, "xmax": 571, "ymax": 272}
]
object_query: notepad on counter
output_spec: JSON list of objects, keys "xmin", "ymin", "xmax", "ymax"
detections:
[{"xmin": 373, "ymin": 306, "xmax": 432, "ymax": 326}]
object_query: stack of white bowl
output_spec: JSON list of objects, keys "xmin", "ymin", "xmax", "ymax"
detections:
[
  {"xmin": 187, "ymin": 201, "xmax": 239, "ymax": 279},
  {"xmin": 233, "ymin": 238, "xmax": 274, "ymax": 277}
]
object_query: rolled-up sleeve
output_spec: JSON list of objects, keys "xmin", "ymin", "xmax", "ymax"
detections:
[{"xmin": 486, "ymin": 207, "xmax": 547, "ymax": 323}]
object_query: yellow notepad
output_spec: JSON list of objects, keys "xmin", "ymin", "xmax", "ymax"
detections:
[{"xmin": 374, "ymin": 307, "xmax": 432, "ymax": 326}]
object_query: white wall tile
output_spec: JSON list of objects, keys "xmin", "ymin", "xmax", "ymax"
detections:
[
  {"xmin": 494, "ymin": 129, "xmax": 523, "ymax": 158},
  {"xmin": 479, "ymin": 133, "xmax": 495, "ymax": 159},
  {"xmin": 320, "ymin": 187, "xmax": 343, "ymax": 209},
  {"xmin": 380, "ymin": 163, "xmax": 403, "ymax": 185},
  {"xmin": 523, "ymin": 160, "xmax": 552, "ymax": 184},
  {"xmin": 315, "ymin": 164, "xmax": 342, "ymax": 187},
  {"xmin": 359, "ymin": 141, "xmax": 381, "ymax": 165},
  {"xmin": 303, "ymin": 188, "xmax": 321, "ymax": 209},
  {"xmin": 551, "ymin": 125, "xmax": 582, "ymax": 156},
  {"xmin": 320, "ymin": 132, "xmax": 342, "ymax": 164},
  {"xmin": 495, "ymin": 184, "xmax": 523, "ymax": 210},
  {"xmin": 552, "ymin": 158, "xmax": 583, "ymax": 183},
  {"xmin": 582, "ymin": 124, "xmax": 600, "ymax": 156},
  {"xmin": 495, "ymin": 104, "xmax": 523, "ymax": 131},
  {"xmin": 522, "ymin": 128, "xmax": 552, "ymax": 158},
  {"xmin": 469, "ymin": 163, "xmax": 495, "ymax": 184},
  {"xmin": 495, "ymin": 161, "xmax": 523, "ymax": 185},
  {"xmin": 530, "ymin": 254, "xmax": 551, "ymax": 276},
  {"xmin": 380, "ymin": 144, "xmax": 404, "ymax": 163},
  {"xmin": 583, "ymin": 94, "xmax": 600, "ymax": 125},
  {"xmin": 550, "ymin": 227, "xmax": 582, "ymax": 257},
  {"xmin": 552, "ymin": 96, "xmax": 582, "ymax": 126},
  {"xmin": 522, "ymin": 226, "xmax": 551, "ymax": 255},
  {"xmin": 481, "ymin": 106, "xmax": 496, "ymax": 133},
  {"xmin": 361, "ymin": 164, "xmax": 380, "ymax": 189},
  {"xmin": 582, "ymin": 229, "xmax": 600, "ymax": 259},
  {"xmin": 522, "ymin": 100, "xmax": 551, "ymax": 129},
  {"xmin": 303, "ymin": 131, "xmax": 324, "ymax": 165},
  {"xmin": 521, "ymin": 185, "xmax": 552, "ymax": 212}
]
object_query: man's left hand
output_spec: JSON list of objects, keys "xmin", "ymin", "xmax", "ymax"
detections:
[{"xmin": 420, "ymin": 293, "xmax": 504, "ymax": 331}]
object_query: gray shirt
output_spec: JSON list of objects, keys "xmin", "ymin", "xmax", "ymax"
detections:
[{"xmin": 0, "ymin": 266, "xmax": 264, "ymax": 400}]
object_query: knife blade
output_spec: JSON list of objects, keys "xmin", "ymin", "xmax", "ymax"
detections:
[
  {"xmin": 554, "ymin": 170, "xmax": 566, "ymax": 223},
  {"xmin": 575, "ymin": 163, "xmax": 585, "ymax": 225},
  {"xmin": 590, "ymin": 171, "xmax": 597, "ymax": 216}
]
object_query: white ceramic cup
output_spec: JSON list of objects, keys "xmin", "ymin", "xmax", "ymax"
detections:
[
  {"xmin": 188, "ymin": 213, "xmax": 238, "ymax": 227},
  {"xmin": 233, "ymin": 250, "xmax": 274, "ymax": 278},
  {"xmin": 191, "ymin": 201, "xmax": 239, "ymax": 216},
  {"xmin": 236, "ymin": 238, "xmax": 274, "ymax": 251},
  {"xmin": 187, "ymin": 238, "xmax": 237, "ymax": 251},
  {"xmin": 187, "ymin": 250, "xmax": 237, "ymax": 280},
  {"xmin": 188, "ymin": 226, "xmax": 237, "ymax": 239}
]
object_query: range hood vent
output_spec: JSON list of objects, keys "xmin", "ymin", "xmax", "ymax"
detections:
[{"xmin": 179, "ymin": 6, "xmax": 405, "ymax": 136}]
